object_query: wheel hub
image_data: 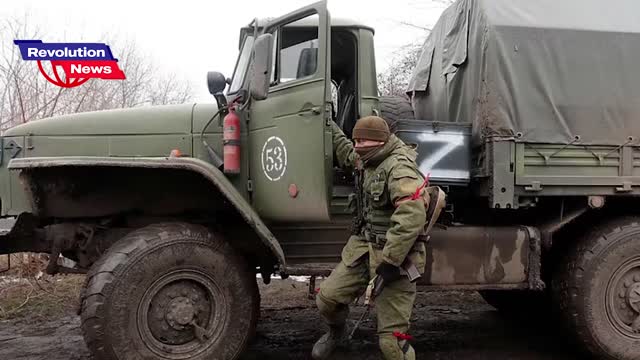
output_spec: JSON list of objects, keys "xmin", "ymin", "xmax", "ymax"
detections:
[
  {"xmin": 607, "ymin": 258, "xmax": 640, "ymax": 337},
  {"xmin": 627, "ymin": 283, "xmax": 640, "ymax": 313},
  {"xmin": 145, "ymin": 279, "xmax": 213, "ymax": 346},
  {"xmin": 627, "ymin": 282, "xmax": 640, "ymax": 334},
  {"xmin": 166, "ymin": 297, "xmax": 197, "ymax": 330},
  {"xmin": 137, "ymin": 269, "xmax": 229, "ymax": 359}
]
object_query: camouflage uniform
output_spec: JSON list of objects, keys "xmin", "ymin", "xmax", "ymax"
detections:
[{"xmin": 313, "ymin": 118, "xmax": 427, "ymax": 360}]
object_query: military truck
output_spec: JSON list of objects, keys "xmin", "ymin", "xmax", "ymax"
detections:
[{"xmin": 1, "ymin": 0, "xmax": 640, "ymax": 359}]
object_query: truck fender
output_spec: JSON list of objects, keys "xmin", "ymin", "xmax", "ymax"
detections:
[{"xmin": 8, "ymin": 156, "xmax": 286, "ymax": 268}]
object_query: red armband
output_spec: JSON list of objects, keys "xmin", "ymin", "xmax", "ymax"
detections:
[
  {"xmin": 394, "ymin": 173, "xmax": 431, "ymax": 207},
  {"xmin": 410, "ymin": 173, "xmax": 430, "ymax": 200}
]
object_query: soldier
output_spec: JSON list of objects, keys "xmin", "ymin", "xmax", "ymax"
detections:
[{"xmin": 312, "ymin": 116, "xmax": 430, "ymax": 360}]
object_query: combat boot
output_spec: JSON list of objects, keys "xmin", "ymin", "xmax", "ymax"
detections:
[{"xmin": 311, "ymin": 324, "xmax": 346, "ymax": 360}]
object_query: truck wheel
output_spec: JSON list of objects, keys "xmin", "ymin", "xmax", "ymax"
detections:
[
  {"xmin": 379, "ymin": 96, "xmax": 414, "ymax": 132},
  {"xmin": 553, "ymin": 217, "xmax": 640, "ymax": 360},
  {"xmin": 80, "ymin": 222, "xmax": 259, "ymax": 360}
]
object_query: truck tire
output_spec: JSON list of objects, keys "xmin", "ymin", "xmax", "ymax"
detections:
[
  {"xmin": 80, "ymin": 222, "xmax": 259, "ymax": 360},
  {"xmin": 553, "ymin": 217, "xmax": 640, "ymax": 360},
  {"xmin": 379, "ymin": 96, "xmax": 414, "ymax": 132}
]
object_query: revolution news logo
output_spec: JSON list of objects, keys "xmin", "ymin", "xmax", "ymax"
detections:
[{"xmin": 14, "ymin": 40, "xmax": 126, "ymax": 88}]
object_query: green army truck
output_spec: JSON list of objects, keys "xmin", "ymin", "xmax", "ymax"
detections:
[{"xmin": 2, "ymin": 0, "xmax": 640, "ymax": 359}]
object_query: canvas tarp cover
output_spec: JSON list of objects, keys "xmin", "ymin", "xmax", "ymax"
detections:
[{"xmin": 407, "ymin": 0, "xmax": 640, "ymax": 146}]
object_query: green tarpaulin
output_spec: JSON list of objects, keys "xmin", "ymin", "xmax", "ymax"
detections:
[{"xmin": 407, "ymin": 0, "xmax": 640, "ymax": 146}]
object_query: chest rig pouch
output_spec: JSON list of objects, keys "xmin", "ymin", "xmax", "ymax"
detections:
[{"xmin": 363, "ymin": 169, "xmax": 394, "ymax": 246}]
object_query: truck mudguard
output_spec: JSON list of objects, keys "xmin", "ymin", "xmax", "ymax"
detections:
[{"xmin": 7, "ymin": 156, "xmax": 286, "ymax": 268}]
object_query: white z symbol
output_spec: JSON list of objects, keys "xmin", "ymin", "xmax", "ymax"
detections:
[{"xmin": 417, "ymin": 132, "xmax": 468, "ymax": 179}]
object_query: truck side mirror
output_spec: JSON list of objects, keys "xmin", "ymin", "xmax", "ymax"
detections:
[
  {"xmin": 207, "ymin": 71, "xmax": 228, "ymax": 109},
  {"xmin": 207, "ymin": 71, "xmax": 227, "ymax": 95},
  {"xmin": 250, "ymin": 33, "xmax": 274, "ymax": 101}
]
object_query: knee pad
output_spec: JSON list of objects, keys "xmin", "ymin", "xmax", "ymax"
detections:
[{"xmin": 379, "ymin": 335, "xmax": 415, "ymax": 360}]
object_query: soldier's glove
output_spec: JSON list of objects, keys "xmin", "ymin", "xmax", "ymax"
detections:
[{"xmin": 375, "ymin": 262, "xmax": 402, "ymax": 285}]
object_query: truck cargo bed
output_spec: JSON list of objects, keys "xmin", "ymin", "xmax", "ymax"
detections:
[{"xmin": 479, "ymin": 138, "xmax": 640, "ymax": 208}]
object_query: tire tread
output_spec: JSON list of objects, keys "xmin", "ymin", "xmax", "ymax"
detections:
[
  {"xmin": 554, "ymin": 216, "xmax": 640, "ymax": 360},
  {"xmin": 80, "ymin": 222, "xmax": 259, "ymax": 360},
  {"xmin": 379, "ymin": 96, "xmax": 414, "ymax": 132}
]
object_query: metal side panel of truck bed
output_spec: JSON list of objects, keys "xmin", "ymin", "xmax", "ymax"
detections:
[{"xmin": 481, "ymin": 138, "xmax": 640, "ymax": 208}]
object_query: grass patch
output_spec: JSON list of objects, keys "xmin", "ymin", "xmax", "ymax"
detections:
[{"xmin": 0, "ymin": 274, "xmax": 84, "ymax": 322}]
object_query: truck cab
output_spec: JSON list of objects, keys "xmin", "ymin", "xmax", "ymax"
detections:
[
  {"xmin": 225, "ymin": 4, "xmax": 378, "ymax": 223},
  {"xmin": 211, "ymin": 3, "xmax": 478, "ymax": 271}
]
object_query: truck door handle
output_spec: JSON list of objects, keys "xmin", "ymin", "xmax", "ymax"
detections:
[{"xmin": 298, "ymin": 106, "xmax": 321, "ymax": 116}]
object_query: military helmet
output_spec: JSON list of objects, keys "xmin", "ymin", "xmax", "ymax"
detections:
[{"xmin": 352, "ymin": 116, "xmax": 390, "ymax": 142}]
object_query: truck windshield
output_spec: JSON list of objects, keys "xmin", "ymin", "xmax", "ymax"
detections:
[{"xmin": 229, "ymin": 36, "xmax": 255, "ymax": 93}]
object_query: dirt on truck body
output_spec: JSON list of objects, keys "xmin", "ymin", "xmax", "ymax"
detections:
[{"xmin": 1, "ymin": 0, "xmax": 640, "ymax": 359}]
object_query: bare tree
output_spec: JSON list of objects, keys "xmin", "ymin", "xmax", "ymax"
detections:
[
  {"xmin": 0, "ymin": 16, "xmax": 193, "ymax": 131},
  {"xmin": 377, "ymin": 0, "xmax": 456, "ymax": 97},
  {"xmin": 148, "ymin": 74, "xmax": 192, "ymax": 106},
  {"xmin": 377, "ymin": 42, "xmax": 424, "ymax": 97}
]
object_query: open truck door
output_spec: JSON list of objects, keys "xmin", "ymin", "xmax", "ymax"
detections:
[{"xmin": 248, "ymin": 1, "xmax": 332, "ymax": 222}]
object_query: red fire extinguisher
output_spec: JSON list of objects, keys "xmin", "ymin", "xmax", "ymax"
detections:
[{"xmin": 223, "ymin": 106, "xmax": 241, "ymax": 174}]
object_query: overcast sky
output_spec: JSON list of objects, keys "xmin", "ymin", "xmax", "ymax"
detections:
[{"xmin": 1, "ymin": 0, "xmax": 447, "ymax": 102}]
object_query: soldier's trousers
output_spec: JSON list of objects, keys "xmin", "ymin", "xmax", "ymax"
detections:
[{"xmin": 316, "ymin": 241, "xmax": 417, "ymax": 360}]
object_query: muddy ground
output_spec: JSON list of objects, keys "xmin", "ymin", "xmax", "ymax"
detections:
[{"xmin": 0, "ymin": 277, "xmax": 579, "ymax": 360}]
